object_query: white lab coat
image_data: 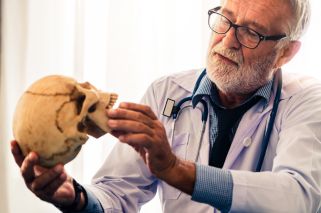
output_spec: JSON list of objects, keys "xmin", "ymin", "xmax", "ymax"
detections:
[{"xmin": 87, "ymin": 69, "xmax": 321, "ymax": 213}]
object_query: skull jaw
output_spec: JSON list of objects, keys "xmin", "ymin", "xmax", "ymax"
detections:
[
  {"xmin": 84, "ymin": 92, "xmax": 118, "ymax": 137},
  {"xmin": 83, "ymin": 116, "xmax": 108, "ymax": 138}
]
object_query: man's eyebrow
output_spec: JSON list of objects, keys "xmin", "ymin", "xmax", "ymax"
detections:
[
  {"xmin": 220, "ymin": 8, "xmax": 233, "ymax": 17},
  {"xmin": 247, "ymin": 21, "xmax": 269, "ymax": 34},
  {"xmin": 220, "ymin": 8, "xmax": 269, "ymax": 34}
]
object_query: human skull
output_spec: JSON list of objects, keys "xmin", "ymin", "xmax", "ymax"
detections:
[{"xmin": 12, "ymin": 75, "xmax": 118, "ymax": 167}]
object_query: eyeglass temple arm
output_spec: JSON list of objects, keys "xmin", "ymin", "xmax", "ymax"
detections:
[
  {"xmin": 208, "ymin": 6, "xmax": 221, "ymax": 15},
  {"xmin": 261, "ymin": 34, "xmax": 287, "ymax": 41}
]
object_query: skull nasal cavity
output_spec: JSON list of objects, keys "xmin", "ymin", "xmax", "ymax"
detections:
[
  {"xmin": 76, "ymin": 95, "xmax": 86, "ymax": 115},
  {"xmin": 88, "ymin": 103, "xmax": 97, "ymax": 113},
  {"xmin": 77, "ymin": 122, "xmax": 85, "ymax": 132}
]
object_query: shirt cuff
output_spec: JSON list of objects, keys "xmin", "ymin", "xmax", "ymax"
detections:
[
  {"xmin": 191, "ymin": 164, "xmax": 233, "ymax": 212},
  {"xmin": 75, "ymin": 187, "xmax": 104, "ymax": 213}
]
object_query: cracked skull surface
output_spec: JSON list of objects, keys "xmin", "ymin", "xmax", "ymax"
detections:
[{"xmin": 13, "ymin": 75, "xmax": 118, "ymax": 167}]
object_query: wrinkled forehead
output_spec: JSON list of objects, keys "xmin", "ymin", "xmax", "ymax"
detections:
[{"xmin": 219, "ymin": 0, "xmax": 293, "ymax": 34}]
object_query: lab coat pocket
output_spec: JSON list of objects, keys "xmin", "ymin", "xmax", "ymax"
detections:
[
  {"xmin": 161, "ymin": 132, "xmax": 189, "ymax": 200},
  {"xmin": 171, "ymin": 132, "xmax": 189, "ymax": 160}
]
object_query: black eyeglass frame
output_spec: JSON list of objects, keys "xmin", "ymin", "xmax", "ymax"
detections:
[{"xmin": 208, "ymin": 7, "xmax": 287, "ymax": 49}]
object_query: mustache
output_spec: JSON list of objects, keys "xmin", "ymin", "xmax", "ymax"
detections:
[{"xmin": 211, "ymin": 45, "xmax": 244, "ymax": 65}]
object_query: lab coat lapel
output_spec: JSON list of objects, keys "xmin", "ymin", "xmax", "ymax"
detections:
[
  {"xmin": 223, "ymin": 72, "xmax": 281, "ymax": 169},
  {"xmin": 223, "ymin": 101, "xmax": 273, "ymax": 169},
  {"xmin": 185, "ymin": 105, "xmax": 210, "ymax": 164}
]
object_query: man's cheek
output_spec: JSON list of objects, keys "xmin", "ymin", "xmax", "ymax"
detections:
[
  {"xmin": 207, "ymin": 34, "xmax": 223, "ymax": 56},
  {"xmin": 210, "ymin": 33, "xmax": 224, "ymax": 46}
]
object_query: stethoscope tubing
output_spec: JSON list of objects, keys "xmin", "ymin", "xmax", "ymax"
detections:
[
  {"xmin": 171, "ymin": 105, "xmax": 206, "ymax": 162},
  {"xmin": 171, "ymin": 69, "xmax": 282, "ymax": 172},
  {"xmin": 255, "ymin": 70, "xmax": 282, "ymax": 172}
]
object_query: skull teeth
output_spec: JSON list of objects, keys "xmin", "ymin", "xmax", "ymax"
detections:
[{"xmin": 107, "ymin": 93, "xmax": 118, "ymax": 109}]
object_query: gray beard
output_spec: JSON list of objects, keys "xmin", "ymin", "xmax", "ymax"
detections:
[{"xmin": 207, "ymin": 51, "xmax": 277, "ymax": 95}]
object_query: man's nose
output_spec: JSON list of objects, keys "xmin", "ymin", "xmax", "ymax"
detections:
[{"xmin": 222, "ymin": 27, "xmax": 241, "ymax": 49}]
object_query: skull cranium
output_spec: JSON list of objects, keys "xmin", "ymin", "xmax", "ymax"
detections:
[{"xmin": 12, "ymin": 75, "xmax": 118, "ymax": 167}]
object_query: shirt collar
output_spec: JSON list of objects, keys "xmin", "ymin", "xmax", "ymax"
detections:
[
  {"xmin": 192, "ymin": 75, "xmax": 212, "ymax": 107},
  {"xmin": 192, "ymin": 74, "xmax": 274, "ymax": 109}
]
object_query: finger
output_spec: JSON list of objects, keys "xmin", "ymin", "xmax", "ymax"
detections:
[
  {"xmin": 10, "ymin": 140, "xmax": 25, "ymax": 167},
  {"xmin": 110, "ymin": 130, "xmax": 126, "ymax": 138},
  {"xmin": 118, "ymin": 133, "xmax": 152, "ymax": 148},
  {"xmin": 21, "ymin": 152, "xmax": 38, "ymax": 184},
  {"xmin": 31, "ymin": 164, "xmax": 64, "ymax": 191},
  {"xmin": 108, "ymin": 119, "xmax": 154, "ymax": 136},
  {"xmin": 42, "ymin": 172, "xmax": 68, "ymax": 196},
  {"xmin": 118, "ymin": 102, "xmax": 158, "ymax": 120},
  {"xmin": 139, "ymin": 147, "xmax": 147, "ymax": 163},
  {"xmin": 107, "ymin": 108, "xmax": 153, "ymax": 127},
  {"xmin": 34, "ymin": 165, "xmax": 49, "ymax": 176}
]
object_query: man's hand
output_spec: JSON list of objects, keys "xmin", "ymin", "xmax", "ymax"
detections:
[
  {"xmin": 10, "ymin": 141, "xmax": 84, "ymax": 209},
  {"xmin": 107, "ymin": 102, "xmax": 177, "ymax": 177},
  {"xmin": 107, "ymin": 102, "xmax": 196, "ymax": 194}
]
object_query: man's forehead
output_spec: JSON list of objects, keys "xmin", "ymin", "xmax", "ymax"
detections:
[
  {"xmin": 221, "ymin": 0, "xmax": 280, "ymax": 7},
  {"xmin": 221, "ymin": 0, "xmax": 291, "ymax": 18},
  {"xmin": 220, "ymin": 0, "xmax": 291, "ymax": 33}
]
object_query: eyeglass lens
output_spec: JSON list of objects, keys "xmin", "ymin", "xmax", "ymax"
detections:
[{"xmin": 208, "ymin": 12, "xmax": 261, "ymax": 48}]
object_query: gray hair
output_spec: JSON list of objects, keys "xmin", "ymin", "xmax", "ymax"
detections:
[
  {"xmin": 287, "ymin": 0, "xmax": 311, "ymax": 40},
  {"xmin": 219, "ymin": 0, "xmax": 311, "ymax": 41}
]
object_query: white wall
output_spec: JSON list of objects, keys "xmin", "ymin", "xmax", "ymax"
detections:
[{"xmin": 1, "ymin": 0, "xmax": 320, "ymax": 213}]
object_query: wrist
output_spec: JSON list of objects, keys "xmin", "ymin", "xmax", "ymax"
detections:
[
  {"xmin": 157, "ymin": 157, "xmax": 196, "ymax": 195},
  {"xmin": 75, "ymin": 191, "xmax": 86, "ymax": 211},
  {"xmin": 55, "ymin": 179, "xmax": 88, "ymax": 212}
]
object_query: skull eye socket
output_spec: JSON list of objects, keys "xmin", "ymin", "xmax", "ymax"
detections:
[
  {"xmin": 76, "ymin": 95, "xmax": 86, "ymax": 115},
  {"xmin": 88, "ymin": 103, "xmax": 97, "ymax": 113}
]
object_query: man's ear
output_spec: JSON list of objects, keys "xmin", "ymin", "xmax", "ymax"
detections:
[{"xmin": 274, "ymin": 40, "xmax": 301, "ymax": 69}]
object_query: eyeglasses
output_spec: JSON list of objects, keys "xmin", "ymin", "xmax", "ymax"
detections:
[{"xmin": 208, "ymin": 7, "xmax": 287, "ymax": 49}]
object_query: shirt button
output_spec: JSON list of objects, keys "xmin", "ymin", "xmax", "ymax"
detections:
[{"xmin": 243, "ymin": 137, "xmax": 252, "ymax": 147}]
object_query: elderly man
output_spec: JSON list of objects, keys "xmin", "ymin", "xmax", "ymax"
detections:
[{"xmin": 11, "ymin": 0, "xmax": 321, "ymax": 212}]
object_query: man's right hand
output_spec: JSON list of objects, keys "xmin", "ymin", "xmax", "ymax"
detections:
[{"xmin": 10, "ymin": 140, "xmax": 77, "ymax": 208}]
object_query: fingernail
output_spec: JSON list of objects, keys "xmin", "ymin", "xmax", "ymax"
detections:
[
  {"xmin": 54, "ymin": 165, "xmax": 63, "ymax": 173},
  {"xmin": 60, "ymin": 173, "xmax": 67, "ymax": 180},
  {"xmin": 107, "ymin": 109, "xmax": 116, "ymax": 115},
  {"xmin": 29, "ymin": 153, "xmax": 38, "ymax": 161},
  {"xmin": 108, "ymin": 120, "xmax": 116, "ymax": 127},
  {"xmin": 10, "ymin": 143, "xmax": 17, "ymax": 153},
  {"xmin": 119, "ymin": 102, "xmax": 128, "ymax": 108}
]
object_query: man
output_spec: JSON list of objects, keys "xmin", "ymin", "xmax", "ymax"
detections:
[{"xmin": 11, "ymin": 0, "xmax": 321, "ymax": 212}]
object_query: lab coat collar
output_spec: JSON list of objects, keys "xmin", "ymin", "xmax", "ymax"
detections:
[
  {"xmin": 171, "ymin": 69, "xmax": 203, "ymax": 93},
  {"xmin": 192, "ymin": 74, "xmax": 212, "ymax": 108}
]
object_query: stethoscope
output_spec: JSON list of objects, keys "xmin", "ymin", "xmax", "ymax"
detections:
[{"xmin": 163, "ymin": 69, "xmax": 282, "ymax": 172}]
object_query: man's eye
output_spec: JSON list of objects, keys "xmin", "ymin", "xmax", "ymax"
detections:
[
  {"xmin": 220, "ymin": 17, "xmax": 230, "ymax": 25},
  {"xmin": 244, "ymin": 28, "xmax": 259, "ymax": 38}
]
